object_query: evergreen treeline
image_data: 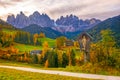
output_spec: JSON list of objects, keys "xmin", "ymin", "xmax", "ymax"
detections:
[{"xmin": 14, "ymin": 31, "xmax": 34, "ymax": 45}]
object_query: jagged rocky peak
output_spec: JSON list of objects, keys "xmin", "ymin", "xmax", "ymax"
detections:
[
  {"xmin": 7, "ymin": 14, "xmax": 15, "ymax": 19},
  {"xmin": 7, "ymin": 14, "xmax": 15, "ymax": 21},
  {"xmin": 56, "ymin": 14, "xmax": 79, "ymax": 26},
  {"xmin": 54, "ymin": 14, "xmax": 101, "ymax": 33},
  {"xmin": 56, "ymin": 14, "xmax": 101, "ymax": 26},
  {"xmin": 6, "ymin": 11, "xmax": 101, "ymax": 33},
  {"xmin": 7, "ymin": 11, "xmax": 55, "ymax": 28},
  {"xmin": 89, "ymin": 18, "xmax": 101, "ymax": 24},
  {"xmin": 32, "ymin": 11, "xmax": 40, "ymax": 17},
  {"xmin": 17, "ymin": 11, "xmax": 27, "ymax": 18},
  {"xmin": 20, "ymin": 11, "xmax": 24, "ymax": 15},
  {"xmin": 7, "ymin": 14, "xmax": 15, "ymax": 25}
]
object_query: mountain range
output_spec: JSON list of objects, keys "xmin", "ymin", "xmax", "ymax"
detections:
[
  {"xmin": 87, "ymin": 15, "xmax": 120, "ymax": 46},
  {"xmin": 3, "ymin": 11, "xmax": 120, "ymax": 44},
  {"xmin": 7, "ymin": 11, "xmax": 101, "ymax": 33},
  {"xmin": 7, "ymin": 11, "xmax": 54, "ymax": 28},
  {"xmin": 53, "ymin": 15, "xmax": 100, "ymax": 33},
  {"xmin": 22, "ymin": 24, "xmax": 63, "ymax": 39}
]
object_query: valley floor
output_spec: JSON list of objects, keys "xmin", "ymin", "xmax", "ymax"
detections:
[{"xmin": 0, "ymin": 65, "xmax": 120, "ymax": 80}]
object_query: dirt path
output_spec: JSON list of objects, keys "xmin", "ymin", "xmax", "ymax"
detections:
[{"xmin": 0, "ymin": 65, "xmax": 120, "ymax": 80}]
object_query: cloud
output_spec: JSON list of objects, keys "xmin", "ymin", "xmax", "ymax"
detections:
[
  {"xmin": 47, "ymin": 0, "xmax": 98, "ymax": 15},
  {"xmin": 78, "ymin": 9, "xmax": 120, "ymax": 20},
  {"xmin": 12, "ymin": 0, "xmax": 24, "ymax": 2},
  {"xmin": 0, "ymin": 0, "xmax": 25, "ymax": 8},
  {"xmin": 0, "ymin": 0, "xmax": 120, "ymax": 21},
  {"xmin": 47, "ymin": 0, "xmax": 120, "ymax": 20},
  {"xmin": 0, "ymin": 1, "xmax": 13, "ymax": 8}
]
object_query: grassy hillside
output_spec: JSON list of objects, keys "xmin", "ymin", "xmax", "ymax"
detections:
[
  {"xmin": 0, "ymin": 58, "xmax": 120, "ymax": 76},
  {"xmin": 2, "ymin": 28, "xmax": 16, "ymax": 35},
  {"xmin": 0, "ymin": 68, "xmax": 92, "ymax": 80},
  {"xmin": 87, "ymin": 15, "xmax": 120, "ymax": 46},
  {"xmin": 38, "ymin": 37, "xmax": 56, "ymax": 47},
  {"xmin": 0, "ymin": 22, "xmax": 56, "ymax": 52},
  {"xmin": 14, "ymin": 43, "xmax": 42, "ymax": 52},
  {"xmin": 22, "ymin": 24, "xmax": 63, "ymax": 39},
  {"xmin": 14, "ymin": 37, "xmax": 55, "ymax": 52}
]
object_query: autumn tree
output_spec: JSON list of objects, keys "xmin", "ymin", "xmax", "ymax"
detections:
[
  {"xmin": 57, "ymin": 50, "xmax": 63, "ymax": 67},
  {"xmin": 74, "ymin": 41, "xmax": 79, "ymax": 48},
  {"xmin": 62, "ymin": 53, "xmax": 69, "ymax": 67},
  {"xmin": 90, "ymin": 29, "xmax": 117, "ymax": 67},
  {"xmin": 42, "ymin": 51, "xmax": 50, "ymax": 64},
  {"xmin": 56, "ymin": 36, "xmax": 67, "ymax": 49},
  {"xmin": 0, "ymin": 32, "xmax": 13, "ymax": 47},
  {"xmin": 0, "ymin": 31, "xmax": 3, "ymax": 47},
  {"xmin": 100, "ymin": 29, "xmax": 116, "ymax": 55},
  {"xmin": 39, "ymin": 32, "xmax": 45, "ymax": 38},
  {"xmin": 45, "ymin": 59, "xmax": 49, "ymax": 68},
  {"xmin": 38, "ymin": 54, "xmax": 43, "ymax": 64},
  {"xmin": 67, "ymin": 48, "xmax": 76, "ymax": 66},
  {"xmin": 39, "ymin": 42, "xmax": 50, "ymax": 65},
  {"xmin": 9, "ymin": 45, "xmax": 19, "ymax": 54},
  {"xmin": 32, "ymin": 54, "xmax": 38, "ymax": 64},
  {"xmin": 23, "ymin": 52, "xmax": 27, "ymax": 61},
  {"xmin": 33, "ymin": 33, "xmax": 39, "ymax": 45},
  {"xmin": 42, "ymin": 41, "xmax": 49, "ymax": 56},
  {"xmin": 100, "ymin": 29, "xmax": 116, "ymax": 66}
]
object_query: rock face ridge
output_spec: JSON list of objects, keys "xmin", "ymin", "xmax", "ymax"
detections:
[
  {"xmin": 7, "ymin": 11, "xmax": 101, "ymax": 33},
  {"xmin": 7, "ymin": 11, "xmax": 54, "ymax": 28}
]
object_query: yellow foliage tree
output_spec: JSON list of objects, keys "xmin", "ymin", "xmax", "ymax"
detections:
[
  {"xmin": 24, "ymin": 52, "xmax": 27, "ymax": 61},
  {"xmin": 74, "ymin": 41, "xmax": 79, "ymax": 48},
  {"xmin": 42, "ymin": 41, "xmax": 49, "ymax": 57},
  {"xmin": 66, "ymin": 48, "xmax": 72, "ymax": 66},
  {"xmin": 56, "ymin": 36, "xmax": 67, "ymax": 49},
  {"xmin": 57, "ymin": 50, "xmax": 63, "ymax": 67},
  {"xmin": 33, "ymin": 33, "xmax": 39, "ymax": 45},
  {"xmin": 45, "ymin": 60, "xmax": 49, "ymax": 68},
  {"xmin": 39, "ymin": 32, "xmax": 45, "ymax": 38},
  {"xmin": 90, "ymin": 29, "xmax": 116, "ymax": 66}
]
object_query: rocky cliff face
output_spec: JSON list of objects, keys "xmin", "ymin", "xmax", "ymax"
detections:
[
  {"xmin": 7, "ymin": 11, "xmax": 101, "ymax": 33},
  {"xmin": 54, "ymin": 15, "xmax": 101, "ymax": 33},
  {"xmin": 7, "ymin": 11, "xmax": 54, "ymax": 28}
]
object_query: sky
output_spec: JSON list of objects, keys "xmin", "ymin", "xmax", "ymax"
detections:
[{"xmin": 0, "ymin": 0, "xmax": 120, "ymax": 21}]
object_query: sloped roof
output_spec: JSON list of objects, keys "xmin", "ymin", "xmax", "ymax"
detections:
[
  {"xmin": 30, "ymin": 50, "xmax": 42, "ymax": 54},
  {"xmin": 78, "ymin": 32, "xmax": 93, "ymax": 41}
]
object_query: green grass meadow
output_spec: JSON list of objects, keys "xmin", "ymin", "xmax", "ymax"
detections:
[
  {"xmin": 0, "ymin": 68, "xmax": 94, "ymax": 80},
  {"xmin": 14, "ymin": 43, "xmax": 42, "ymax": 52},
  {"xmin": 38, "ymin": 37, "xmax": 56, "ymax": 47}
]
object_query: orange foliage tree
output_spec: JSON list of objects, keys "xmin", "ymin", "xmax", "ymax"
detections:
[
  {"xmin": 56, "ymin": 36, "xmax": 67, "ymax": 49},
  {"xmin": 39, "ymin": 32, "xmax": 45, "ymax": 38},
  {"xmin": 90, "ymin": 29, "xmax": 117, "ymax": 67},
  {"xmin": 45, "ymin": 59, "xmax": 49, "ymax": 68},
  {"xmin": 33, "ymin": 33, "xmax": 39, "ymax": 45},
  {"xmin": 42, "ymin": 41, "xmax": 49, "ymax": 57}
]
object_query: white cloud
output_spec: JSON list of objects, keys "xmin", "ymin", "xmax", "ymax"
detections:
[{"xmin": 0, "ymin": 0, "xmax": 120, "ymax": 20}]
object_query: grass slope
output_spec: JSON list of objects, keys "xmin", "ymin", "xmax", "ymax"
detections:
[
  {"xmin": 14, "ymin": 43, "xmax": 42, "ymax": 52},
  {"xmin": 87, "ymin": 15, "xmax": 120, "ymax": 46},
  {"xmin": 0, "ymin": 59, "xmax": 119, "ymax": 76},
  {"xmin": 14, "ymin": 37, "xmax": 55, "ymax": 52},
  {"xmin": 2, "ymin": 28, "xmax": 16, "ymax": 34},
  {"xmin": 1, "ymin": 27, "xmax": 56, "ymax": 52},
  {"xmin": 38, "ymin": 37, "xmax": 56, "ymax": 47},
  {"xmin": 0, "ymin": 68, "xmax": 93, "ymax": 80}
]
